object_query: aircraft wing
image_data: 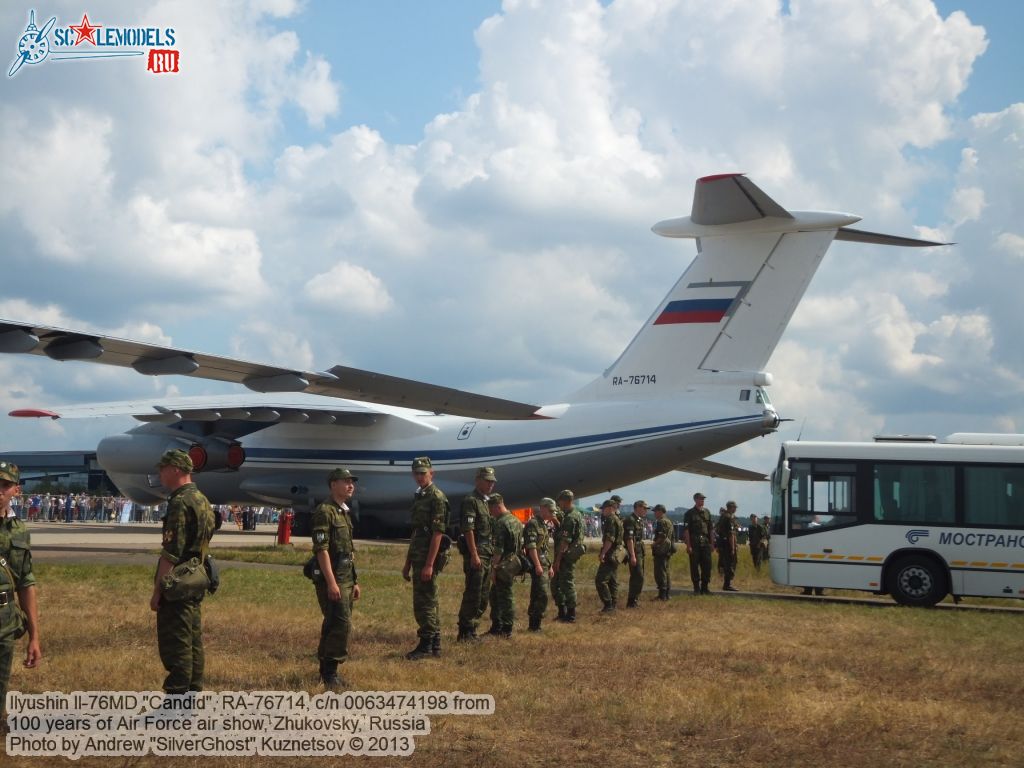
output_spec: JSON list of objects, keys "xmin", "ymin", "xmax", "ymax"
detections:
[
  {"xmin": 0, "ymin": 319, "xmax": 541, "ymax": 420},
  {"xmin": 676, "ymin": 458, "xmax": 767, "ymax": 482},
  {"xmin": 9, "ymin": 393, "xmax": 440, "ymax": 433}
]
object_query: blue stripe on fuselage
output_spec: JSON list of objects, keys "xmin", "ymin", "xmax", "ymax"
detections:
[{"xmin": 243, "ymin": 413, "xmax": 762, "ymax": 465}]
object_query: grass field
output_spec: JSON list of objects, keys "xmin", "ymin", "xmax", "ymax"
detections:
[{"xmin": 4, "ymin": 545, "xmax": 1022, "ymax": 767}]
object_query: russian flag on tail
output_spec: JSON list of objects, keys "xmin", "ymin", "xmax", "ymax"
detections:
[{"xmin": 654, "ymin": 298, "xmax": 734, "ymax": 325}]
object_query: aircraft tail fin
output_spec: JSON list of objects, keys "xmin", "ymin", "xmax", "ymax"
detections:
[{"xmin": 571, "ymin": 174, "xmax": 947, "ymax": 402}]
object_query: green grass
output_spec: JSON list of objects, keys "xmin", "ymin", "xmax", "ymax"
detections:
[{"xmin": 3, "ymin": 549, "xmax": 1022, "ymax": 767}]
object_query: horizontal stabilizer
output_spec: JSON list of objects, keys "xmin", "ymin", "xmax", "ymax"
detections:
[
  {"xmin": 676, "ymin": 458, "xmax": 767, "ymax": 482},
  {"xmin": 835, "ymin": 228, "xmax": 950, "ymax": 248},
  {"xmin": 690, "ymin": 173, "xmax": 793, "ymax": 225}
]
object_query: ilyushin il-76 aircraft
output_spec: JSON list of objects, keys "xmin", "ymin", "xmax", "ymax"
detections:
[{"xmin": 2, "ymin": 174, "xmax": 944, "ymax": 534}]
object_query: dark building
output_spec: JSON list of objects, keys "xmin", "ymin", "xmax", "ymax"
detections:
[{"xmin": 0, "ymin": 450, "xmax": 118, "ymax": 495}]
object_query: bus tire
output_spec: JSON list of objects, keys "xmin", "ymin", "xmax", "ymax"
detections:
[{"xmin": 887, "ymin": 555, "xmax": 946, "ymax": 607}]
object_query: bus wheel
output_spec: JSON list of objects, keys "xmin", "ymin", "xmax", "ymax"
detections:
[{"xmin": 888, "ymin": 555, "xmax": 946, "ymax": 607}]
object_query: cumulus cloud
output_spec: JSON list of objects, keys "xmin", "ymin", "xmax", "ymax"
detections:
[{"xmin": 304, "ymin": 262, "xmax": 394, "ymax": 316}]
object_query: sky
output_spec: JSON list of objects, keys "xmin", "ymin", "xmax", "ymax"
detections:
[{"xmin": 1, "ymin": 0, "xmax": 1023, "ymax": 516}]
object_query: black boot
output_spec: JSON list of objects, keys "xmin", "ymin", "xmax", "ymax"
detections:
[
  {"xmin": 724, "ymin": 581, "xmax": 739, "ymax": 592},
  {"xmin": 319, "ymin": 659, "xmax": 344, "ymax": 689},
  {"xmin": 626, "ymin": 598, "xmax": 638, "ymax": 608},
  {"xmin": 431, "ymin": 633, "xmax": 441, "ymax": 657},
  {"xmin": 693, "ymin": 584, "xmax": 700, "ymax": 596},
  {"xmin": 600, "ymin": 601, "xmax": 615, "ymax": 614},
  {"xmin": 528, "ymin": 617, "xmax": 541, "ymax": 632},
  {"xmin": 498, "ymin": 625, "xmax": 513, "ymax": 638},
  {"xmin": 556, "ymin": 605, "xmax": 567, "ymax": 622},
  {"xmin": 565, "ymin": 605, "xmax": 576, "ymax": 623},
  {"xmin": 486, "ymin": 619, "xmax": 501, "ymax": 635},
  {"xmin": 405, "ymin": 637, "xmax": 432, "ymax": 661}
]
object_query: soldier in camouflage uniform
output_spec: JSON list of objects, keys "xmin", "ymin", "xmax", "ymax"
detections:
[
  {"xmin": 623, "ymin": 500, "xmax": 649, "ymax": 607},
  {"xmin": 683, "ymin": 492, "xmax": 713, "ymax": 595},
  {"xmin": 310, "ymin": 468, "xmax": 361, "ymax": 689},
  {"xmin": 715, "ymin": 501, "xmax": 740, "ymax": 591},
  {"xmin": 748, "ymin": 514, "xmax": 767, "ymax": 572},
  {"xmin": 551, "ymin": 489, "xmax": 584, "ymax": 623},
  {"xmin": 150, "ymin": 449, "xmax": 216, "ymax": 693},
  {"xmin": 457, "ymin": 467, "xmax": 496, "ymax": 641},
  {"xmin": 0, "ymin": 461, "xmax": 40, "ymax": 724},
  {"xmin": 524, "ymin": 499, "xmax": 555, "ymax": 631},
  {"xmin": 488, "ymin": 494, "xmax": 523, "ymax": 637},
  {"xmin": 651, "ymin": 504, "xmax": 675, "ymax": 600},
  {"xmin": 595, "ymin": 499, "xmax": 624, "ymax": 612},
  {"xmin": 402, "ymin": 457, "xmax": 450, "ymax": 660}
]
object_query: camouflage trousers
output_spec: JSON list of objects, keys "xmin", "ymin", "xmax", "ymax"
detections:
[
  {"xmin": 718, "ymin": 547, "xmax": 737, "ymax": 583},
  {"xmin": 490, "ymin": 579, "xmax": 515, "ymax": 630},
  {"xmin": 595, "ymin": 560, "xmax": 619, "ymax": 605},
  {"xmin": 157, "ymin": 598, "xmax": 204, "ymax": 693},
  {"xmin": 528, "ymin": 568, "xmax": 549, "ymax": 622},
  {"xmin": 552, "ymin": 559, "xmax": 578, "ymax": 609},
  {"xmin": 750, "ymin": 543, "xmax": 765, "ymax": 571},
  {"xmin": 411, "ymin": 561, "xmax": 440, "ymax": 640},
  {"xmin": 688, "ymin": 546, "xmax": 712, "ymax": 591},
  {"xmin": 315, "ymin": 565, "xmax": 355, "ymax": 665},
  {"xmin": 653, "ymin": 554, "xmax": 672, "ymax": 593},
  {"xmin": 0, "ymin": 640, "xmax": 13, "ymax": 717},
  {"xmin": 627, "ymin": 553, "xmax": 645, "ymax": 603},
  {"xmin": 457, "ymin": 555, "xmax": 491, "ymax": 632}
]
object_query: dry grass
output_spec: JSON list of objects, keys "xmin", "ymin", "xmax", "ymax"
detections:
[{"xmin": 4, "ymin": 548, "xmax": 1022, "ymax": 768}]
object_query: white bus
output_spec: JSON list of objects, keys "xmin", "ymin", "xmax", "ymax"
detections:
[{"xmin": 768, "ymin": 434, "xmax": 1024, "ymax": 606}]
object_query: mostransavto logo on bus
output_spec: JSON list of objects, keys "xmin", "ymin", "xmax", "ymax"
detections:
[
  {"xmin": 905, "ymin": 529, "xmax": 930, "ymax": 545},
  {"xmin": 938, "ymin": 531, "xmax": 1024, "ymax": 549}
]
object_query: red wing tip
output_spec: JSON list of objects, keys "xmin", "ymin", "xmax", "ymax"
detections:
[
  {"xmin": 9, "ymin": 408, "xmax": 61, "ymax": 419},
  {"xmin": 697, "ymin": 172, "xmax": 745, "ymax": 183}
]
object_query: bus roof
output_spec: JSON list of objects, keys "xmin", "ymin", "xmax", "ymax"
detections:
[{"xmin": 781, "ymin": 439, "xmax": 1024, "ymax": 464}]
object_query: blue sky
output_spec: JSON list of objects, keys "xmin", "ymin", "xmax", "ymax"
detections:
[{"xmin": 1, "ymin": 0, "xmax": 1023, "ymax": 513}]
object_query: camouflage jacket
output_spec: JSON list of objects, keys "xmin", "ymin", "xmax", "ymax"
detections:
[
  {"xmin": 311, "ymin": 499, "xmax": 355, "ymax": 557},
  {"xmin": 161, "ymin": 483, "xmax": 215, "ymax": 564},
  {"xmin": 653, "ymin": 516, "xmax": 674, "ymax": 554},
  {"xmin": 715, "ymin": 512, "xmax": 738, "ymax": 549},
  {"xmin": 683, "ymin": 506, "xmax": 712, "ymax": 548},
  {"xmin": 491, "ymin": 511, "xmax": 523, "ymax": 561},
  {"xmin": 459, "ymin": 490, "xmax": 493, "ymax": 556},
  {"xmin": 408, "ymin": 483, "xmax": 449, "ymax": 562},
  {"xmin": 622, "ymin": 513, "xmax": 646, "ymax": 556},
  {"xmin": 601, "ymin": 513, "xmax": 624, "ymax": 550},
  {"xmin": 748, "ymin": 521, "xmax": 768, "ymax": 547},
  {"xmin": 0, "ymin": 515, "xmax": 35, "ymax": 592},
  {"xmin": 523, "ymin": 516, "xmax": 550, "ymax": 566},
  {"xmin": 555, "ymin": 507, "xmax": 584, "ymax": 552}
]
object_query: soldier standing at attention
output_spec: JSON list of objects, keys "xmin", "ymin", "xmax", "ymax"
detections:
[
  {"xmin": 150, "ymin": 449, "xmax": 216, "ymax": 693},
  {"xmin": 683, "ymin": 492, "xmax": 713, "ymax": 595},
  {"xmin": 551, "ymin": 490, "xmax": 584, "ymax": 623},
  {"xmin": 310, "ymin": 468, "xmax": 360, "ymax": 689},
  {"xmin": 0, "ymin": 462, "xmax": 40, "ymax": 725},
  {"xmin": 488, "ymin": 494, "xmax": 523, "ymax": 638},
  {"xmin": 595, "ymin": 499, "xmax": 624, "ymax": 613},
  {"xmin": 748, "ymin": 513, "xmax": 767, "ymax": 572},
  {"xmin": 623, "ymin": 500, "xmax": 649, "ymax": 608},
  {"xmin": 402, "ymin": 457, "xmax": 449, "ymax": 660},
  {"xmin": 524, "ymin": 499, "xmax": 555, "ymax": 631},
  {"xmin": 716, "ymin": 501, "xmax": 740, "ymax": 592},
  {"xmin": 651, "ymin": 504, "xmax": 674, "ymax": 600},
  {"xmin": 457, "ymin": 467, "xmax": 496, "ymax": 642}
]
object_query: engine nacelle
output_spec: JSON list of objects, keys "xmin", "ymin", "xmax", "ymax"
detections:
[
  {"xmin": 188, "ymin": 439, "xmax": 245, "ymax": 472},
  {"xmin": 97, "ymin": 434, "xmax": 194, "ymax": 475}
]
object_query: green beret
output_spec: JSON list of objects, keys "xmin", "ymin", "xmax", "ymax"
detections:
[
  {"xmin": 487, "ymin": 493, "xmax": 504, "ymax": 506},
  {"xmin": 634, "ymin": 500, "xmax": 649, "ymax": 509},
  {"xmin": 0, "ymin": 461, "xmax": 20, "ymax": 484},
  {"xmin": 601, "ymin": 499, "xmax": 616, "ymax": 510},
  {"xmin": 476, "ymin": 466, "xmax": 497, "ymax": 481},
  {"xmin": 653, "ymin": 504, "xmax": 667, "ymax": 513},
  {"xmin": 158, "ymin": 449, "xmax": 193, "ymax": 473},
  {"xmin": 557, "ymin": 489, "xmax": 574, "ymax": 501},
  {"xmin": 412, "ymin": 456, "xmax": 432, "ymax": 471},
  {"xmin": 539, "ymin": 497, "xmax": 557, "ymax": 509},
  {"xmin": 610, "ymin": 495, "xmax": 623, "ymax": 504}
]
